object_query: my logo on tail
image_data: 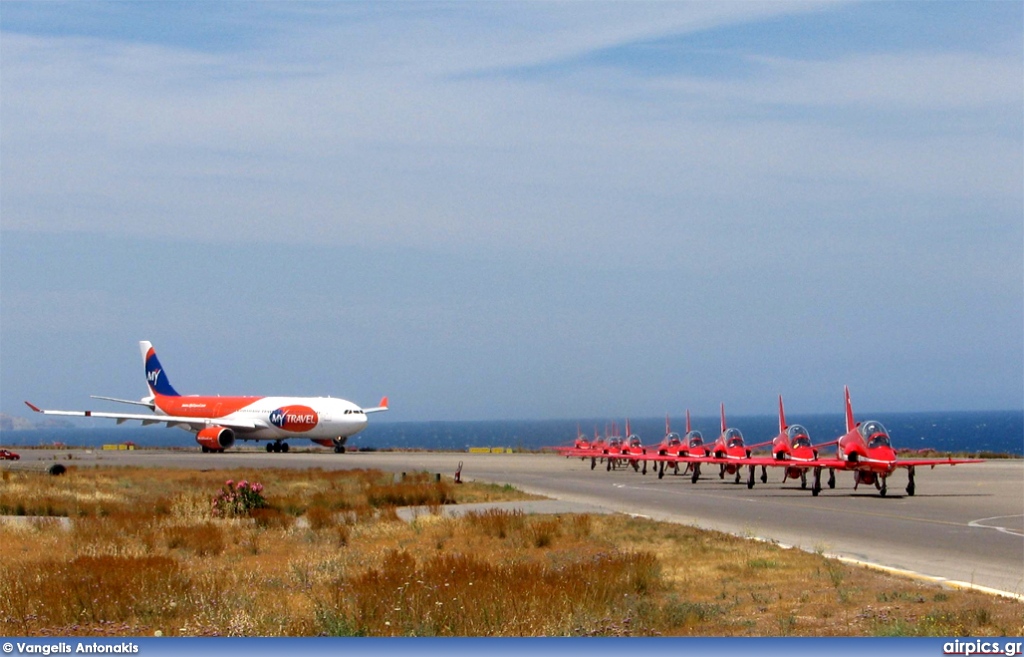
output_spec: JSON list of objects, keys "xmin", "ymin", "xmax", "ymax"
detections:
[{"xmin": 144, "ymin": 346, "xmax": 180, "ymax": 397}]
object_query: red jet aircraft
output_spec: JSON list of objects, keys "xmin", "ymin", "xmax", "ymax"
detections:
[
  {"xmin": 744, "ymin": 395, "xmax": 837, "ymax": 491},
  {"xmin": 654, "ymin": 415, "xmax": 683, "ymax": 455},
  {"xmin": 652, "ymin": 410, "xmax": 712, "ymax": 481},
  {"xmin": 603, "ymin": 420, "xmax": 653, "ymax": 473},
  {"xmin": 555, "ymin": 425, "xmax": 591, "ymax": 453},
  {"xmin": 554, "ymin": 426, "xmax": 599, "ymax": 457},
  {"xmin": 557, "ymin": 424, "xmax": 624, "ymax": 471},
  {"xmin": 699, "ymin": 404, "xmax": 774, "ymax": 486},
  {"xmin": 808, "ymin": 387, "xmax": 983, "ymax": 496}
]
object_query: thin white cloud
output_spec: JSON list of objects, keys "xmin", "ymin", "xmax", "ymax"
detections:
[
  {"xmin": 283, "ymin": 2, "xmax": 832, "ymax": 75},
  {"xmin": 682, "ymin": 52, "xmax": 1022, "ymax": 110},
  {"xmin": 1, "ymin": 3, "xmax": 1019, "ymax": 263}
]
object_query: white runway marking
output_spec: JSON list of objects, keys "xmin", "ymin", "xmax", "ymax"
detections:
[{"xmin": 968, "ymin": 514, "xmax": 1024, "ymax": 537}]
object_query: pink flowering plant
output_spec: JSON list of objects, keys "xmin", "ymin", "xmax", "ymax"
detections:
[{"xmin": 212, "ymin": 479, "xmax": 268, "ymax": 517}]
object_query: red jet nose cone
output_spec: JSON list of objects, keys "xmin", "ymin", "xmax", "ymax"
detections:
[
  {"xmin": 875, "ymin": 446, "xmax": 897, "ymax": 462},
  {"xmin": 792, "ymin": 446, "xmax": 814, "ymax": 460}
]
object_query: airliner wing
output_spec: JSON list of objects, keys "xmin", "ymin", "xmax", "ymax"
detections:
[
  {"xmin": 25, "ymin": 401, "xmax": 257, "ymax": 430},
  {"xmin": 363, "ymin": 396, "xmax": 389, "ymax": 414},
  {"xmin": 90, "ymin": 395, "xmax": 155, "ymax": 409}
]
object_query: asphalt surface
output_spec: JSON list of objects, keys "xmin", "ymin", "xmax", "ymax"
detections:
[{"xmin": 8, "ymin": 447, "xmax": 1022, "ymax": 597}]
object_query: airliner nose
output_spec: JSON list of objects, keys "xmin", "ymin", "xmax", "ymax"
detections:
[{"xmin": 348, "ymin": 409, "xmax": 370, "ymax": 435}]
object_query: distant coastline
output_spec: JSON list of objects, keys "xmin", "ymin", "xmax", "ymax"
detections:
[{"xmin": 0, "ymin": 413, "xmax": 74, "ymax": 431}]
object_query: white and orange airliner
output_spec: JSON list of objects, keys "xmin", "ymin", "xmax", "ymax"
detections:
[{"xmin": 26, "ymin": 341, "xmax": 388, "ymax": 454}]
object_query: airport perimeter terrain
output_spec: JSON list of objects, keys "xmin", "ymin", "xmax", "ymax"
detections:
[
  {"xmin": 6, "ymin": 447, "xmax": 1021, "ymax": 599},
  {"xmin": 2, "ymin": 446, "xmax": 1023, "ymax": 637}
]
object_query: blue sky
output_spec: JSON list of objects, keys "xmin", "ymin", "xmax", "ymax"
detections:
[{"xmin": 1, "ymin": 2, "xmax": 1021, "ymax": 422}]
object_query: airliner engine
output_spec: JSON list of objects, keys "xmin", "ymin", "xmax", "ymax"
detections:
[{"xmin": 196, "ymin": 426, "xmax": 235, "ymax": 452}]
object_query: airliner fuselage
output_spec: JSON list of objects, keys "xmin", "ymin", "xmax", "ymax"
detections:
[{"xmin": 154, "ymin": 394, "xmax": 370, "ymax": 440}]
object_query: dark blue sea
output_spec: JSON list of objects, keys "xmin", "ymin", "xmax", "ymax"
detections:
[{"xmin": 2, "ymin": 411, "xmax": 1021, "ymax": 456}]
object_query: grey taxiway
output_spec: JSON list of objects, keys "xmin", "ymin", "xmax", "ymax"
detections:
[{"xmin": 10, "ymin": 448, "xmax": 1023, "ymax": 598}]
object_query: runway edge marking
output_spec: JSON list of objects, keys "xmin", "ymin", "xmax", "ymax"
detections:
[
  {"xmin": 828, "ymin": 554, "xmax": 1024, "ymax": 602},
  {"xmin": 618, "ymin": 509, "xmax": 1024, "ymax": 603}
]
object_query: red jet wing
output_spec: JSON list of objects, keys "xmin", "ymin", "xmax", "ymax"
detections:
[{"xmin": 894, "ymin": 457, "xmax": 984, "ymax": 468}]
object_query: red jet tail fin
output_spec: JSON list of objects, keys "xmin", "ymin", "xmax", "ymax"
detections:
[
  {"xmin": 778, "ymin": 395, "xmax": 787, "ymax": 434},
  {"xmin": 686, "ymin": 409, "xmax": 691, "ymax": 434},
  {"xmin": 844, "ymin": 386, "xmax": 855, "ymax": 434},
  {"xmin": 720, "ymin": 403, "xmax": 727, "ymax": 434}
]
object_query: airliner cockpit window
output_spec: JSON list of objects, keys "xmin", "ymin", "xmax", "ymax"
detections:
[
  {"xmin": 725, "ymin": 428, "xmax": 744, "ymax": 447},
  {"xmin": 859, "ymin": 421, "xmax": 891, "ymax": 448},
  {"xmin": 788, "ymin": 425, "xmax": 811, "ymax": 448}
]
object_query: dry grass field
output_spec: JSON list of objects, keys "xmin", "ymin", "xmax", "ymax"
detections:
[{"xmin": 0, "ymin": 465, "xmax": 1020, "ymax": 637}]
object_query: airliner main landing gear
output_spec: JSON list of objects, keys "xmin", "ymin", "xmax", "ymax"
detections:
[{"xmin": 266, "ymin": 441, "xmax": 290, "ymax": 453}]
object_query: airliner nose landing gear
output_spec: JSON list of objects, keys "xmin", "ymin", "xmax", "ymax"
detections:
[
  {"xmin": 332, "ymin": 437, "xmax": 347, "ymax": 454},
  {"xmin": 266, "ymin": 441, "xmax": 290, "ymax": 453}
]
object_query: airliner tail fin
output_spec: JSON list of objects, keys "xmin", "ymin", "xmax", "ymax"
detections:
[{"xmin": 140, "ymin": 341, "xmax": 180, "ymax": 397}]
